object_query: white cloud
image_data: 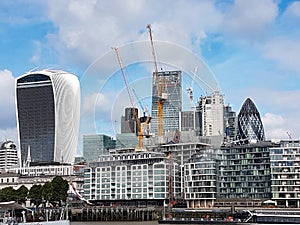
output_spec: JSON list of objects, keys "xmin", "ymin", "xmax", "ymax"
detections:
[
  {"xmin": 80, "ymin": 90, "xmax": 129, "ymax": 134},
  {"xmin": 263, "ymin": 113, "xmax": 285, "ymax": 127},
  {"xmin": 263, "ymin": 37, "xmax": 300, "ymax": 72},
  {"xmin": 30, "ymin": 40, "xmax": 42, "ymax": 64},
  {"xmin": 262, "ymin": 112, "xmax": 300, "ymax": 140},
  {"xmin": 0, "ymin": 70, "xmax": 16, "ymax": 132},
  {"xmin": 45, "ymin": 0, "xmax": 223, "ymax": 68},
  {"xmin": 248, "ymin": 88, "xmax": 300, "ymax": 140},
  {"xmin": 81, "ymin": 92, "xmax": 112, "ymax": 119},
  {"xmin": 223, "ymin": 0, "xmax": 278, "ymax": 39},
  {"xmin": 0, "ymin": 127, "xmax": 18, "ymax": 144},
  {"xmin": 262, "ymin": 113, "xmax": 287, "ymax": 139}
]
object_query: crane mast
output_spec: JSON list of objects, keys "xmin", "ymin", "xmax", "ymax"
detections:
[
  {"xmin": 113, "ymin": 47, "xmax": 145, "ymax": 150},
  {"xmin": 147, "ymin": 24, "xmax": 165, "ymax": 140}
]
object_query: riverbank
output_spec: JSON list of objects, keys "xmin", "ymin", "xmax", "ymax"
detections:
[
  {"xmin": 28, "ymin": 206, "xmax": 300, "ymax": 223},
  {"xmin": 69, "ymin": 207, "xmax": 159, "ymax": 222}
]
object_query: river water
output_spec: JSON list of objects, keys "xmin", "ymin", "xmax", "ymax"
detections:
[
  {"xmin": 70, "ymin": 222, "xmax": 258, "ymax": 225},
  {"xmin": 71, "ymin": 222, "xmax": 157, "ymax": 225}
]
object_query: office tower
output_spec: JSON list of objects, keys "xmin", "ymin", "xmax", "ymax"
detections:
[
  {"xmin": 198, "ymin": 91, "xmax": 224, "ymax": 137},
  {"xmin": 83, "ymin": 134, "xmax": 115, "ymax": 162},
  {"xmin": 236, "ymin": 98, "xmax": 265, "ymax": 141},
  {"xmin": 224, "ymin": 105, "xmax": 236, "ymax": 141},
  {"xmin": 180, "ymin": 111, "xmax": 194, "ymax": 132},
  {"xmin": 0, "ymin": 140, "xmax": 18, "ymax": 171},
  {"xmin": 121, "ymin": 107, "xmax": 138, "ymax": 134},
  {"xmin": 16, "ymin": 70, "xmax": 80, "ymax": 164},
  {"xmin": 180, "ymin": 110, "xmax": 201, "ymax": 135},
  {"xmin": 151, "ymin": 70, "xmax": 182, "ymax": 135},
  {"xmin": 116, "ymin": 133, "xmax": 138, "ymax": 149}
]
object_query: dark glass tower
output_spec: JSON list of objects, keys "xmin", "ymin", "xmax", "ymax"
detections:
[
  {"xmin": 236, "ymin": 98, "xmax": 265, "ymax": 141},
  {"xmin": 16, "ymin": 70, "xmax": 80, "ymax": 164},
  {"xmin": 121, "ymin": 107, "xmax": 138, "ymax": 134}
]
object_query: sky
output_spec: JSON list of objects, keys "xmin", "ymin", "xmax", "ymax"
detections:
[{"xmin": 1, "ymin": 0, "xmax": 300, "ymax": 155}]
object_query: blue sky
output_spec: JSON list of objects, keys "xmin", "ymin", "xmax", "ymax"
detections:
[{"xmin": 1, "ymin": 0, "xmax": 300, "ymax": 154}]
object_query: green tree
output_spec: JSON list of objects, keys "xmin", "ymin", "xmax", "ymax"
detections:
[
  {"xmin": 28, "ymin": 184, "xmax": 43, "ymax": 207},
  {"xmin": 16, "ymin": 185, "xmax": 28, "ymax": 204},
  {"xmin": 0, "ymin": 187, "xmax": 15, "ymax": 202},
  {"xmin": 51, "ymin": 176, "xmax": 68, "ymax": 206},
  {"xmin": 42, "ymin": 182, "xmax": 53, "ymax": 206}
]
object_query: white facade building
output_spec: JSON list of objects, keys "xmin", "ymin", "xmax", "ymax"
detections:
[
  {"xmin": 16, "ymin": 69, "xmax": 80, "ymax": 164},
  {"xmin": 270, "ymin": 140, "xmax": 300, "ymax": 208},
  {"xmin": 184, "ymin": 149, "xmax": 218, "ymax": 208},
  {"xmin": 198, "ymin": 92, "xmax": 224, "ymax": 137},
  {"xmin": 0, "ymin": 141, "xmax": 19, "ymax": 171},
  {"xmin": 11, "ymin": 163, "xmax": 74, "ymax": 177},
  {"xmin": 84, "ymin": 149, "xmax": 179, "ymax": 206}
]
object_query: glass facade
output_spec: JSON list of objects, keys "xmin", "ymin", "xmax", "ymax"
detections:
[
  {"xmin": 270, "ymin": 140, "xmax": 300, "ymax": 208},
  {"xmin": 16, "ymin": 70, "xmax": 80, "ymax": 164},
  {"xmin": 83, "ymin": 134, "xmax": 116, "ymax": 162},
  {"xmin": 236, "ymin": 98, "xmax": 265, "ymax": 141},
  {"xmin": 151, "ymin": 71, "xmax": 182, "ymax": 135},
  {"xmin": 218, "ymin": 142, "xmax": 272, "ymax": 200},
  {"xmin": 184, "ymin": 149, "xmax": 218, "ymax": 208},
  {"xmin": 180, "ymin": 110, "xmax": 201, "ymax": 134},
  {"xmin": 82, "ymin": 140, "xmax": 300, "ymax": 208},
  {"xmin": 224, "ymin": 105, "xmax": 236, "ymax": 141},
  {"xmin": 17, "ymin": 74, "xmax": 55, "ymax": 162},
  {"xmin": 121, "ymin": 107, "xmax": 138, "ymax": 134}
]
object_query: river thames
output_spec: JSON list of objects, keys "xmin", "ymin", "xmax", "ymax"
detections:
[{"xmin": 71, "ymin": 222, "xmax": 157, "ymax": 225}]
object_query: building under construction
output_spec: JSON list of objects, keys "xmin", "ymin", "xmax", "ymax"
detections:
[{"xmin": 151, "ymin": 70, "xmax": 182, "ymax": 137}]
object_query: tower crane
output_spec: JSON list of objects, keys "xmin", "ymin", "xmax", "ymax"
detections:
[
  {"xmin": 132, "ymin": 88, "xmax": 148, "ymax": 117},
  {"xmin": 147, "ymin": 24, "xmax": 166, "ymax": 142},
  {"xmin": 287, "ymin": 131, "xmax": 293, "ymax": 140},
  {"xmin": 113, "ymin": 47, "xmax": 149, "ymax": 150},
  {"xmin": 186, "ymin": 66, "xmax": 198, "ymax": 109}
]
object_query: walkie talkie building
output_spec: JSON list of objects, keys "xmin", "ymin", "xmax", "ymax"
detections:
[
  {"xmin": 16, "ymin": 70, "xmax": 80, "ymax": 164},
  {"xmin": 236, "ymin": 98, "xmax": 265, "ymax": 141}
]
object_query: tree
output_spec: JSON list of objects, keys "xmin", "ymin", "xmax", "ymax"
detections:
[
  {"xmin": 51, "ymin": 176, "xmax": 68, "ymax": 206},
  {"xmin": 0, "ymin": 187, "xmax": 16, "ymax": 202},
  {"xmin": 16, "ymin": 185, "xmax": 28, "ymax": 204},
  {"xmin": 42, "ymin": 182, "xmax": 53, "ymax": 206},
  {"xmin": 28, "ymin": 185, "xmax": 43, "ymax": 207}
]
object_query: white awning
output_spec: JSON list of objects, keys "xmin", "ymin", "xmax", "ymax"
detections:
[
  {"xmin": 263, "ymin": 199, "xmax": 277, "ymax": 204},
  {"xmin": 0, "ymin": 201, "xmax": 33, "ymax": 211}
]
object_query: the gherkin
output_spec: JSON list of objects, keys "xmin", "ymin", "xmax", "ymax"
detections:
[{"xmin": 236, "ymin": 98, "xmax": 265, "ymax": 141}]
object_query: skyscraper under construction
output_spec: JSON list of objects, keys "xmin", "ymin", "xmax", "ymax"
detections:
[{"xmin": 151, "ymin": 70, "xmax": 182, "ymax": 136}]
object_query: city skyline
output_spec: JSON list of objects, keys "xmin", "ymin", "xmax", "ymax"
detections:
[{"xmin": 0, "ymin": 1, "xmax": 300, "ymax": 155}]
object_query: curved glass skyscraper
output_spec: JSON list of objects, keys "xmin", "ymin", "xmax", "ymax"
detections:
[
  {"xmin": 236, "ymin": 98, "xmax": 265, "ymax": 141},
  {"xmin": 16, "ymin": 70, "xmax": 80, "ymax": 164}
]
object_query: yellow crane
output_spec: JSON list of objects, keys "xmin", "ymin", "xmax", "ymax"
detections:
[
  {"xmin": 147, "ymin": 24, "xmax": 166, "ymax": 141},
  {"xmin": 113, "ymin": 47, "xmax": 149, "ymax": 150}
]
